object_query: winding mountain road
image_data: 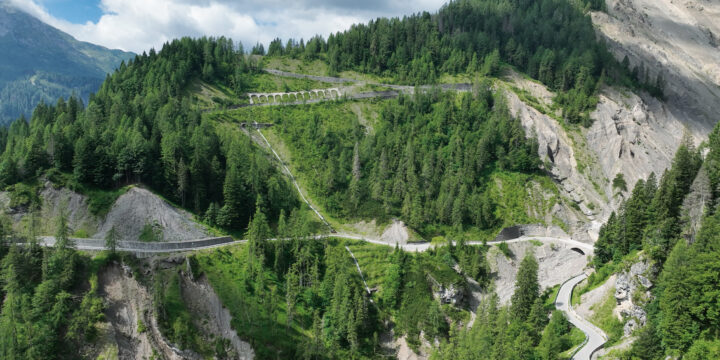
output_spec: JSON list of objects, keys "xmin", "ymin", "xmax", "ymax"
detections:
[
  {"xmin": 555, "ymin": 273, "xmax": 608, "ymax": 360},
  {"xmin": 32, "ymin": 232, "xmax": 603, "ymax": 358}
]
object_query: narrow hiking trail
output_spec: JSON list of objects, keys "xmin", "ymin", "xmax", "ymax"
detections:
[
  {"xmin": 254, "ymin": 126, "xmax": 334, "ymax": 232},
  {"xmin": 345, "ymin": 245, "xmax": 373, "ymax": 297}
]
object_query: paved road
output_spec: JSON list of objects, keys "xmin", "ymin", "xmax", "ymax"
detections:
[
  {"xmin": 33, "ymin": 236, "xmax": 247, "ymax": 253},
  {"xmin": 555, "ymin": 273, "xmax": 607, "ymax": 360},
  {"xmin": 333, "ymin": 233, "xmax": 593, "ymax": 254},
  {"xmin": 33, "ymin": 231, "xmax": 602, "ymax": 358},
  {"xmin": 30, "ymin": 232, "xmax": 591, "ymax": 256}
]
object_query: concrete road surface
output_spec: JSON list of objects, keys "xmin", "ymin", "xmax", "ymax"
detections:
[{"xmin": 555, "ymin": 273, "xmax": 607, "ymax": 360}]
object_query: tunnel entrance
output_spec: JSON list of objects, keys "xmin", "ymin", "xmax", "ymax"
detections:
[{"xmin": 570, "ymin": 247, "xmax": 585, "ymax": 256}]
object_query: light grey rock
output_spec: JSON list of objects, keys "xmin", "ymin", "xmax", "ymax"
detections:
[
  {"xmin": 94, "ymin": 187, "xmax": 209, "ymax": 242},
  {"xmin": 426, "ymin": 273, "xmax": 465, "ymax": 306},
  {"xmin": 616, "ymin": 260, "xmax": 653, "ymax": 302},
  {"xmin": 591, "ymin": 0, "xmax": 720, "ymax": 133},
  {"xmin": 637, "ymin": 275, "xmax": 652, "ymax": 289},
  {"xmin": 624, "ymin": 318, "xmax": 638, "ymax": 336},
  {"xmin": 621, "ymin": 305, "xmax": 648, "ymax": 336},
  {"xmin": 434, "ymin": 284, "xmax": 464, "ymax": 305},
  {"xmin": 615, "ymin": 273, "xmax": 631, "ymax": 301},
  {"xmin": 588, "ymin": 88, "xmax": 691, "ymax": 199}
]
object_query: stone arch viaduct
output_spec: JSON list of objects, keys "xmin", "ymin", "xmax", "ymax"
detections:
[{"xmin": 247, "ymin": 88, "xmax": 341, "ymax": 104}]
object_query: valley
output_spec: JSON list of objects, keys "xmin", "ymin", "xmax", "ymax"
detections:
[{"xmin": 1, "ymin": 0, "xmax": 720, "ymax": 359}]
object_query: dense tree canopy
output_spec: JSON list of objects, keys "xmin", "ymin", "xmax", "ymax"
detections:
[
  {"xmin": 594, "ymin": 127, "xmax": 720, "ymax": 358},
  {"xmin": 0, "ymin": 37, "xmax": 297, "ymax": 232},
  {"xmin": 264, "ymin": 0, "xmax": 658, "ymax": 125},
  {"xmin": 268, "ymin": 86, "xmax": 540, "ymax": 235}
]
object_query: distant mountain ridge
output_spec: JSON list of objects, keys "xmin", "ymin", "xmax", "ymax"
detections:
[{"xmin": 0, "ymin": 2, "xmax": 134, "ymax": 124}]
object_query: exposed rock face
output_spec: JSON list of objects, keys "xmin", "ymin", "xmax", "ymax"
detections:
[
  {"xmin": 507, "ymin": 70, "xmax": 705, "ymax": 242},
  {"xmin": 98, "ymin": 263, "xmax": 198, "ymax": 360},
  {"xmin": 434, "ymin": 283, "xmax": 464, "ymax": 305},
  {"xmin": 95, "ymin": 187, "xmax": 209, "ymax": 242},
  {"xmin": 491, "ymin": 241, "xmax": 587, "ymax": 304},
  {"xmin": 180, "ymin": 273, "xmax": 255, "ymax": 359},
  {"xmin": 615, "ymin": 261, "xmax": 653, "ymax": 302},
  {"xmin": 614, "ymin": 260, "xmax": 654, "ymax": 336},
  {"xmin": 588, "ymin": 87, "xmax": 696, "ymax": 195},
  {"xmin": 622, "ymin": 305, "xmax": 648, "ymax": 336},
  {"xmin": 427, "ymin": 274, "xmax": 465, "ymax": 305},
  {"xmin": 592, "ymin": 0, "xmax": 720, "ymax": 133},
  {"xmin": 40, "ymin": 181, "xmax": 99, "ymax": 235},
  {"xmin": 504, "ymin": 86, "xmax": 601, "ymax": 241}
]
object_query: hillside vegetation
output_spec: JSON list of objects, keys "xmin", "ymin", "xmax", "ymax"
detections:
[
  {"xmin": 590, "ymin": 126, "xmax": 720, "ymax": 357},
  {"xmin": 0, "ymin": 0, "xmax": 711, "ymax": 357},
  {"xmin": 0, "ymin": 37, "xmax": 298, "ymax": 235},
  {"xmin": 0, "ymin": 4, "xmax": 134, "ymax": 125}
]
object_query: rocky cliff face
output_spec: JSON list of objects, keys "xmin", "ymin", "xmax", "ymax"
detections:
[
  {"xmin": 592, "ymin": 0, "xmax": 720, "ymax": 134},
  {"xmin": 507, "ymin": 61, "xmax": 706, "ymax": 241},
  {"xmin": 508, "ymin": 0, "xmax": 720, "ymax": 241},
  {"xmin": 614, "ymin": 259, "xmax": 655, "ymax": 336}
]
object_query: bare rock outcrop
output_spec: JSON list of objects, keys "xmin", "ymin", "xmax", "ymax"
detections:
[
  {"xmin": 504, "ymin": 86, "xmax": 602, "ymax": 241},
  {"xmin": 681, "ymin": 166, "xmax": 712, "ymax": 243},
  {"xmin": 591, "ymin": 0, "xmax": 720, "ymax": 133},
  {"xmin": 95, "ymin": 187, "xmax": 209, "ymax": 242},
  {"xmin": 98, "ymin": 263, "xmax": 198, "ymax": 360},
  {"xmin": 180, "ymin": 273, "xmax": 255, "ymax": 359},
  {"xmin": 40, "ymin": 182, "xmax": 99, "ymax": 235},
  {"xmin": 506, "ymin": 70, "xmax": 704, "ymax": 242},
  {"xmin": 614, "ymin": 260, "xmax": 655, "ymax": 336},
  {"xmin": 588, "ymin": 87, "xmax": 694, "ymax": 196}
]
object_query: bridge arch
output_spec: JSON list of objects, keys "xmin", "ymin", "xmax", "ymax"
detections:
[{"xmin": 570, "ymin": 247, "xmax": 585, "ymax": 256}]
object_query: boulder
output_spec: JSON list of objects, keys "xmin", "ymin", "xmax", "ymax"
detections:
[{"xmin": 434, "ymin": 283, "xmax": 464, "ymax": 306}]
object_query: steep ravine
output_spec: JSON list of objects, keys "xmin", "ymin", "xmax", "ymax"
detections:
[
  {"xmin": 179, "ymin": 272, "xmax": 255, "ymax": 359},
  {"xmin": 506, "ymin": 71, "xmax": 703, "ymax": 241},
  {"xmin": 97, "ymin": 263, "xmax": 193, "ymax": 360},
  {"xmin": 93, "ymin": 261, "xmax": 255, "ymax": 359}
]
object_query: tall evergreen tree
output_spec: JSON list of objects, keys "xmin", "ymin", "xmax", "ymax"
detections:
[{"xmin": 511, "ymin": 252, "xmax": 539, "ymax": 321}]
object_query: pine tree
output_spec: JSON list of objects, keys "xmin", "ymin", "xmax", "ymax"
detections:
[
  {"xmin": 511, "ymin": 252, "xmax": 539, "ymax": 321},
  {"xmin": 658, "ymin": 240, "xmax": 696, "ymax": 352},
  {"xmin": 54, "ymin": 212, "xmax": 72, "ymax": 250},
  {"xmin": 104, "ymin": 226, "xmax": 119, "ymax": 254},
  {"xmin": 247, "ymin": 206, "xmax": 271, "ymax": 271},
  {"xmin": 538, "ymin": 311, "xmax": 569, "ymax": 360}
]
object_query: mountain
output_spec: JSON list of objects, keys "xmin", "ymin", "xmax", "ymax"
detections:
[
  {"xmin": 0, "ymin": 3, "xmax": 134, "ymax": 125},
  {"xmin": 0, "ymin": 0, "xmax": 719, "ymax": 359}
]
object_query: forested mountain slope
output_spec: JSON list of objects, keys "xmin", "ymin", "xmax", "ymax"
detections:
[
  {"xmin": 579, "ymin": 123, "xmax": 720, "ymax": 358},
  {"xmin": 0, "ymin": 0, "xmax": 718, "ymax": 358},
  {"xmin": 0, "ymin": 3, "xmax": 134, "ymax": 125}
]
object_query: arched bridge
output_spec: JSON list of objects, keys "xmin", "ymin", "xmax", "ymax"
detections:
[{"xmin": 247, "ymin": 88, "xmax": 341, "ymax": 104}]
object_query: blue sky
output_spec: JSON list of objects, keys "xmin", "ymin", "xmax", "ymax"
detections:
[
  {"xmin": 42, "ymin": 0, "xmax": 102, "ymax": 23},
  {"xmin": 10, "ymin": 0, "xmax": 447, "ymax": 53}
]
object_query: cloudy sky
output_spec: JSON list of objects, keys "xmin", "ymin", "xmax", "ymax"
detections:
[{"xmin": 9, "ymin": 0, "xmax": 447, "ymax": 53}]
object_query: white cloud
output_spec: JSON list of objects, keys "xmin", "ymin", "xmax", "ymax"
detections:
[{"xmin": 7, "ymin": 0, "xmax": 447, "ymax": 53}]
